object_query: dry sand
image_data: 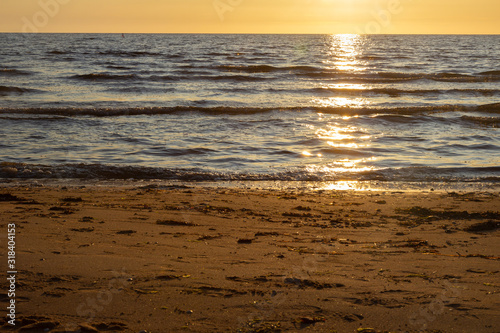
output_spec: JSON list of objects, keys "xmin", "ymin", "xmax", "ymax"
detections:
[{"xmin": 0, "ymin": 184, "xmax": 499, "ymax": 333}]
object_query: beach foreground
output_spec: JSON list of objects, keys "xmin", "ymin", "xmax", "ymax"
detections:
[{"xmin": 1, "ymin": 184, "xmax": 499, "ymax": 333}]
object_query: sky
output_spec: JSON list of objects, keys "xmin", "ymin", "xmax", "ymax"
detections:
[{"xmin": 1, "ymin": 0, "xmax": 499, "ymax": 34}]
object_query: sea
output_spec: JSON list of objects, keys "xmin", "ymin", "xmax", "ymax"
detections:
[{"xmin": 0, "ymin": 33, "xmax": 499, "ymax": 190}]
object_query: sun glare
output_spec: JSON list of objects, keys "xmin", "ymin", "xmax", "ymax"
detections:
[{"xmin": 326, "ymin": 34, "xmax": 365, "ymax": 72}]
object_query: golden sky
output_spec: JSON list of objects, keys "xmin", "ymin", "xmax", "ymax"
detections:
[{"xmin": 1, "ymin": 0, "xmax": 499, "ymax": 34}]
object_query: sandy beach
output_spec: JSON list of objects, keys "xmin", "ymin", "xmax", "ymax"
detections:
[{"xmin": 1, "ymin": 184, "xmax": 499, "ymax": 333}]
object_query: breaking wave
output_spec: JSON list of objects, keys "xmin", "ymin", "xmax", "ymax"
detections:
[
  {"xmin": 1, "ymin": 162, "xmax": 499, "ymax": 183},
  {"xmin": 1, "ymin": 103, "xmax": 499, "ymax": 117}
]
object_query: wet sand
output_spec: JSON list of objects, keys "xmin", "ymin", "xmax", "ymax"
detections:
[{"xmin": 0, "ymin": 184, "xmax": 499, "ymax": 332}]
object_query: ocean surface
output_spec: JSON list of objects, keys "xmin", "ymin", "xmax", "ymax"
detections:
[{"xmin": 0, "ymin": 33, "xmax": 499, "ymax": 189}]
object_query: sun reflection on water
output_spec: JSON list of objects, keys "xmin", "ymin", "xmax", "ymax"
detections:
[
  {"xmin": 314, "ymin": 35, "xmax": 372, "ymax": 110},
  {"xmin": 326, "ymin": 34, "xmax": 365, "ymax": 72},
  {"xmin": 302, "ymin": 34, "xmax": 379, "ymax": 181},
  {"xmin": 312, "ymin": 97, "xmax": 368, "ymax": 108},
  {"xmin": 306, "ymin": 158, "xmax": 376, "ymax": 173},
  {"xmin": 322, "ymin": 83, "xmax": 369, "ymax": 90},
  {"xmin": 316, "ymin": 123, "xmax": 371, "ymax": 144},
  {"xmin": 320, "ymin": 181, "xmax": 366, "ymax": 191}
]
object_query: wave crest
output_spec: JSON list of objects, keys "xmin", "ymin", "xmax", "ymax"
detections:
[
  {"xmin": 0, "ymin": 86, "xmax": 41, "ymax": 95},
  {"xmin": 70, "ymin": 73, "xmax": 140, "ymax": 81},
  {"xmin": 1, "ymin": 162, "xmax": 499, "ymax": 183}
]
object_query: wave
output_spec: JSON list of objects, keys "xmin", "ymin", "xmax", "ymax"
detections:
[
  {"xmin": 478, "ymin": 70, "xmax": 500, "ymax": 76},
  {"xmin": 98, "ymin": 50, "xmax": 163, "ymax": 57},
  {"xmin": 71, "ymin": 72, "xmax": 270, "ymax": 83},
  {"xmin": 359, "ymin": 55, "xmax": 387, "ymax": 60},
  {"xmin": 1, "ymin": 162, "xmax": 499, "ymax": 183},
  {"xmin": 105, "ymin": 65, "xmax": 135, "ymax": 70},
  {"xmin": 214, "ymin": 69, "xmax": 500, "ymax": 83},
  {"xmin": 47, "ymin": 50, "xmax": 72, "ymax": 55},
  {"xmin": 312, "ymin": 87, "xmax": 500, "ymax": 97},
  {"xmin": 106, "ymin": 87, "xmax": 176, "ymax": 93},
  {"xmin": 149, "ymin": 75, "xmax": 181, "ymax": 82},
  {"xmin": 64, "ymin": 66, "xmax": 500, "ymax": 84},
  {"xmin": 1, "ymin": 103, "xmax": 499, "ymax": 117},
  {"xmin": 207, "ymin": 75, "xmax": 268, "ymax": 82},
  {"xmin": 461, "ymin": 116, "xmax": 500, "ymax": 128},
  {"xmin": 0, "ymin": 106, "xmax": 288, "ymax": 116},
  {"xmin": 0, "ymin": 68, "xmax": 33, "ymax": 76},
  {"xmin": 0, "ymin": 86, "xmax": 42, "ymax": 95},
  {"xmin": 368, "ymin": 114, "xmax": 426, "ymax": 124},
  {"xmin": 476, "ymin": 102, "xmax": 500, "ymax": 113},
  {"xmin": 216, "ymin": 65, "xmax": 322, "ymax": 73},
  {"xmin": 301, "ymin": 71, "xmax": 500, "ymax": 83},
  {"xmin": 150, "ymin": 74, "xmax": 269, "ymax": 82},
  {"xmin": 165, "ymin": 54, "xmax": 183, "ymax": 59},
  {"xmin": 70, "ymin": 73, "xmax": 140, "ymax": 81},
  {"xmin": 0, "ymin": 115, "xmax": 69, "ymax": 121}
]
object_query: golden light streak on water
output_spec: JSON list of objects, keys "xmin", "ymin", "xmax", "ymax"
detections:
[{"xmin": 326, "ymin": 34, "xmax": 365, "ymax": 72}]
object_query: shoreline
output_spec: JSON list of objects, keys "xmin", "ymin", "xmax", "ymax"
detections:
[
  {"xmin": 0, "ymin": 184, "xmax": 499, "ymax": 332},
  {"xmin": 1, "ymin": 178, "xmax": 499, "ymax": 193}
]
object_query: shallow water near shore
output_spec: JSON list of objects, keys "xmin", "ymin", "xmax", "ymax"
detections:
[
  {"xmin": 1, "ymin": 178, "xmax": 498, "ymax": 194},
  {"xmin": 1, "ymin": 33, "xmax": 499, "ymax": 186}
]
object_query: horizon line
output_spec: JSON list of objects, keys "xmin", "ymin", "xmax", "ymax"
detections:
[{"xmin": 2, "ymin": 32, "xmax": 499, "ymax": 35}]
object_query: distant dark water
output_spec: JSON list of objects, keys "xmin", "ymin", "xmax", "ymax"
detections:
[{"xmin": 0, "ymin": 33, "xmax": 499, "ymax": 185}]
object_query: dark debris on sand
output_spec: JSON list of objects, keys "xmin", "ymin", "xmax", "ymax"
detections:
[
  {"xmin": 464, "ymin": 220, "xmax": 500, "ymax": 232},
  {"xmin": 156, "ymin": 219, "xmax": 197, "ymax": 226},
  {"xmin": 396, "ymin": 206, "xmax": 500, "ymax": 220},
  {"xmin": 0, "ymin": 193, "xmax": 25, "ymax": 201}
]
